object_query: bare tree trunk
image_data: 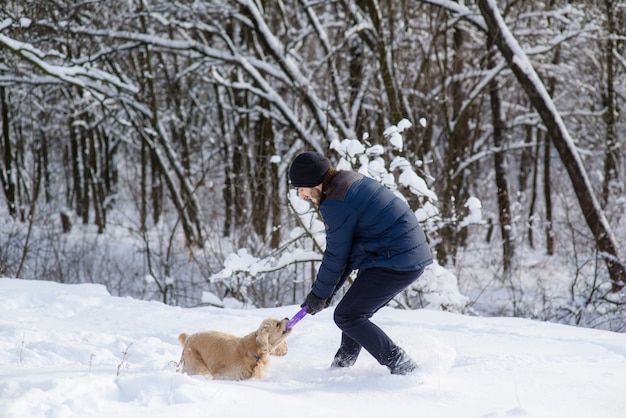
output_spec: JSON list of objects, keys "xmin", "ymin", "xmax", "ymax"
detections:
[
  {"xmin": 223, "ymin": 144, "xmax": 233, "ymax": 239},
  {"xmin": 252, "ymin": 98, "xmax": 280, "ymax": 248},
  {"xmin": 519, "ymin": 117, "xmax": 539, "ymax": 249},
  {"xmin": 270, "ymin": 153, "xmax": 281, "ymax": 250},
  {"xmin": 40, "ymin": 127, "xmax": 52, "ymax": 204},
  {"xmin": 69, "ymin": 117, "xmax": 86, "ymax": 223},
  {"xmin": 140, "ymin": 136, "xmax": 148, "ymax": 232},
  {"xmin": 542, "ymin": 29, "xmax": 561, "ymax": 257},
  {"xmin": 601, "ymin": 0, "xmax": 619, "ymax": 207},
  {"xmin": 16, "ymin": 150, "xmax": 41, "ymax": 279},
  {"xmin": 526, "ymin": 128, "xmax": 540, "ymax": 249},
  {"xmin": 348, "ymin": 36, "xmax": 365, "ymax": 139},
  {"xmin": 0, "ymin": 86, "xmax": 17, "ymax": 218},
  {"xmin": 542, "ymin": 131, "xmax": 554, "ymax": 256},
  {"xmin": 360, "ymin": 0, "xmax": 402, "ymax": 125},
  {"xmin": 89, "ymin": 128, "xmax": 105, "ymax": 233},
  {"xmin": 139, "ymin": 26, "xmax": 164, "ymax": 226},
  {"xmin": 150, "ymin": 147, "xmax": 163, "ymax": 225},
  {"xmin": 232, "ymin": 130, "xmax": 247, "ymax": 237},
  {"xmin": 80, "ymin": 125, "xmax": 91, "ymax": 225},
  {"xmin": 215, "ymin": 83, "xmax": 233, "ymax": 239},
  {"xmin": 486, "ymin": 36, "xmax": 515, "ymax": 277},
  {"xmin": 478, "ymin": 0, "xmax": 625, "ymax": 291},
  {"xmin": 435, "ymin": 20, "xmax": 472, "ymax": 266},
  {"xmin": 518, "ymin": 123, "xmax": 534, "ymax": 193}
]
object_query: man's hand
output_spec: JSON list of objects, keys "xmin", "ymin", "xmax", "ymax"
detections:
[{"xmin": 302, "ymin": 291, "xmax": 328, "ymax": 315}]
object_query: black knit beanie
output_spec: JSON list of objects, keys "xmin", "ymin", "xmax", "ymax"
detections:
[{"xmin": 289, "ymin": 152, "xmax": 331, "ymax": 187}]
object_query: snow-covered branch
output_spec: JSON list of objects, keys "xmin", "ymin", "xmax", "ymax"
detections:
[{"xmin": 0, "ymin": 32, "xmax": 138, "ymax": 99}]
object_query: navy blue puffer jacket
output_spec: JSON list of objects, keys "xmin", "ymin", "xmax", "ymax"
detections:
[{"xmin": 311, "ymin": 170, "xmax": 433, "ymax": 299}]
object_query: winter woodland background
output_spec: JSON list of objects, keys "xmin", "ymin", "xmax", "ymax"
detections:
[{"xmin": 1, "ymin": 1, "xmax": 625, "ymax": 330}]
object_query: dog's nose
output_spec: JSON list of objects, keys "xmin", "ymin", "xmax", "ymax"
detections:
[{"xmin": 283, "ymin": 317, "xmax": 289, "ymax": 321}]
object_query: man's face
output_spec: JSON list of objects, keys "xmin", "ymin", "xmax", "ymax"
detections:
[{"xmin": 297, "ymin": 185, "xmax": 322, "ymax": 207}]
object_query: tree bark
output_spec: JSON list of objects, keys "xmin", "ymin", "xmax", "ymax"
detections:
[
  {"xmin": 486, "ymin": 36, "xmax": 515, "ymax": 277},
  {"xmin": 140, "ymin": 135, "xmax": 148, "ymax": 232},
  {"xmin": 360, "ymin": 0, "xmax": 402, "ymax": 125},
  {"xmin": 88, "ymin": 128, "xmax": 105, "ymax": 233},
  {"xmin": 601, "ymin": 0, "xmax": 619, "ymax": 207},
  {"xmin": 477, "ymin": 0, "xmax": 625, "ymax": 291},
  {"xmin": 543, "ymin": 131, "xmax": 554, "ymax": 256},
  {"xmin": 0, "ymin": 86, "xmax": 17, "ymax": 218},
  {"xmin": 68, "ymin": 116, "xmax": 86, "ymax": 223},
  {"xmin": 435, "ymin": 19, "xmax": 472, "ymax": 267}
]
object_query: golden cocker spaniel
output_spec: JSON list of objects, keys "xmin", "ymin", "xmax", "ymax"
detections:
[{"xmin": 177, "ymin": 317, "xmax": 291, "ymax": 380}]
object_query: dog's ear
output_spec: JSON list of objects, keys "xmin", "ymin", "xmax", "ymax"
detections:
[
  {"xmin": 256, "ymin": 327, "xmax": 271, "ymax": 353},
  {"xmin": 271, "ymin": 340, "xmax": 288, "ymax": 357}
]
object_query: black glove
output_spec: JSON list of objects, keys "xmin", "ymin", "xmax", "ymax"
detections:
[{"xmin": 302, "ymin": 291, "xmax": 329, "ymax": 315}]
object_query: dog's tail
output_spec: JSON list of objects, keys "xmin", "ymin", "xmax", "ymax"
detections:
[
  {"xmin": 178, "ymin": 332, "xmax": 189, "ymax": 346},
  {"xmin": 176, "ymin": 333, "xmax": 189, "ymax": 373}
]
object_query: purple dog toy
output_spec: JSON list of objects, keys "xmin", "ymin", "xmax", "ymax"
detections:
[{"xmin": 285, "ymin": 306, "xmax": 308, "ymax": 331}]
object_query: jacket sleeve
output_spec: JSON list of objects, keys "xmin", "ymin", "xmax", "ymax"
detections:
[{"xmin": 311, "ymin": 201, "xmax": 357, "ymax": 299}]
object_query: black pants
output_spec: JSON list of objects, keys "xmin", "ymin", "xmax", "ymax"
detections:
[{"xmin": 333, "ymin": 267, "xmax": 424, "ymax": 366}]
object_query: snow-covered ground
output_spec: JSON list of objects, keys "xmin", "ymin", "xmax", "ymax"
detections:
[{"xmin": 1, "ymin": 277, "xmax": 625, "ymax": 418}]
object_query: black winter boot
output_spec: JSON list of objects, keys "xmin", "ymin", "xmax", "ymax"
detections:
[
  {"xmin": 330, "ymin": 345, "xmax": 361, "ymax": 368},
  {"xmin": 386, "ymin": 347, "xmax": 418, "ymax": 375},
  {"xmin": 330, "ymin": 334, "xmax": 362, "ymax": 368},
  {"xmin": 330, "ymin": 351, "xmax": 360, "ymax": 368}
]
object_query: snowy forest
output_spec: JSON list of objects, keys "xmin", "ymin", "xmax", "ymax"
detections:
[{"xmin": 1, "ymin": 1, "xmax": 625, "ymax": 330}]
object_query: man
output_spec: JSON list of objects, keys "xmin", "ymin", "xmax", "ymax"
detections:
[{"xmin": 288, "ymin": 151, "xmax": 433, "ymax": 375}]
